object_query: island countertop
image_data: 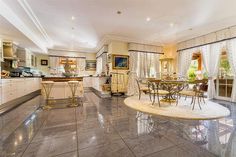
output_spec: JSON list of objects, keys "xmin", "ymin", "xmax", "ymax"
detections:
[{"xmin": 42, "ymin": 77, "xmax": 83, "ymax": 82}]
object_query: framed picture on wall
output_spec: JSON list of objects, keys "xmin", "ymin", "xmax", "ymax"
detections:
[
  {"xmin": 112, "ymin": 55, "xmax": 129, "ymax": 70},
  {"xmin": 86, "ymin": 60, "xmax": 96, "ymax": 71},
  {"xmin": 41, "ymin": 59, "xmax": 48, "ymax": 66}
]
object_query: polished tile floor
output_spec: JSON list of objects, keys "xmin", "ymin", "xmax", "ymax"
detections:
[{"xmin": 0, "ymin": 92, "xmax": 236, "ymax": 157}]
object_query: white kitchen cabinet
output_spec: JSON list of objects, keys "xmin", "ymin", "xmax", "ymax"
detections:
[
  {"xmin": 1, "ymin": 78, "xmax": 41, "ymax": 104},
  {"xmin": 83, "ymin": 77, "xmax": 93, "ymax": 88},
  {"xmin": 17, "ymin": 49, "xmax": 36, "ymax": 67}
]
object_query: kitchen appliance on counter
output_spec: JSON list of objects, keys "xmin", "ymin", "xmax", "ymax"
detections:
[{"xmin": 8, "ymin": 67, "xmax": 33, "ymax": 77}]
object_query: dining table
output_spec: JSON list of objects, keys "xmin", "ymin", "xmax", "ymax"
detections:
[{"xmin": 149, "ymin": 79, "xmax": 187, "ymax": 103}]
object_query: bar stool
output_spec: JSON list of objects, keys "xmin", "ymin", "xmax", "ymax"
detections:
[
  {"xmin": 41, "ymin": 81, "xmax": 54, "ymax": 110},
  {"xmin": 68, "ymin": 81, "xmax": 80, "ymax": 107}
]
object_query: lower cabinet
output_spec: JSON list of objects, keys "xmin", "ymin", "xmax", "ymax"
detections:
[{"xmin": 1, "ymin": 78, "xmax": 41, "ymax": 104}]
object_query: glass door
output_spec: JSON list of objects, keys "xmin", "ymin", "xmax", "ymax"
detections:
[{"xmin": 215, "ymin": 52, "xmax": 234, "ymax": 101}]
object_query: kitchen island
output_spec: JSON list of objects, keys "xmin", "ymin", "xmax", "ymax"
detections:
[{"xmin": 42, "ymin": 77, "xmax": 84, "ymax": 99}]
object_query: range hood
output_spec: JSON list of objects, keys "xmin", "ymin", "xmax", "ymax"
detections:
[{"xmin": 3, "ymin": 41, "xmax": 18, "ymax": 60}]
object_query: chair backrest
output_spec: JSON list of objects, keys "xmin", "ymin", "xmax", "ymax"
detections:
[
  {"xmin": 194, "ymin": 79, "xmax": 208, "ymax": 92},
  {"xmin": 136, "ymin": 79, "xmax": 141, "ymax": 91}
]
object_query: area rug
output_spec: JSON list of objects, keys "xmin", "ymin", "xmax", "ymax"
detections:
[{"xmin": 124, "ymin": 95, "xmax": 230, "ymax": 120}]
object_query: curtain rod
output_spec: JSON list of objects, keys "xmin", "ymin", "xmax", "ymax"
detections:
[
  {"xmin": 96, "ymin": 51, "xmax": 108, "ymax": 59},
  {"xmin": 49, "ymin": 55, "xmax": 86, "ymax": 59},
  {"xmin": 129, "ymin": 49, "xmax": 164, "ymax": 54},
  {"xmin": 177, "ymin": 36, "xmax": 236, "ymax": 52}
]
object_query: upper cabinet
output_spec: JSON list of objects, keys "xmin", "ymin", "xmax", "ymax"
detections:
[
  {"xmin": 17, "ymin": 49, "xmax": 36, "ymax": 67},
  {"xmin": 2, "ymin": 41, "xmax": 17, "ymax": 59}
]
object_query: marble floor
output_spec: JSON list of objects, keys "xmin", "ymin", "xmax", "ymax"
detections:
[{"xmin": 0, "ymin": 92, "xmax": 236, "ymax": 157}]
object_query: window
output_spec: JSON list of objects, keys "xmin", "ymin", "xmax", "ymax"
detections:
[
  {"xmin": 187, "ymin": 53, "xmax": 206, "ymax": 81},
  {"xmin": 215, "ymin": 52, "xmax": 233, "ymax": 99}
]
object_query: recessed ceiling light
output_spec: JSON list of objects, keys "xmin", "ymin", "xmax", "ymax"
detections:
[
  {"xmin": 169, "ymin": 23, "xmax": 174, "ymax": 27},
  {"xmin": 117, "ymin": 11, "xmax": 122, "ymax": 15},
  {"xmin": 146, "ymin": 17, "xmax": 151, "ymax": 22},
  {"xmin": 71, "ymin": 16, "xmax": 75, "ymax": 20}
]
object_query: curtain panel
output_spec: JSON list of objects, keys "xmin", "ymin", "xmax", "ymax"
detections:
[
  {"xmin": 76, "ymin": 58, "xmax": 86, "ymax": 76},
  {"xmin": 49, "ymin": 56, "xmax": 63, "ymax": 75},
  {"xmin": 127, "ymin": 51, "xmax": 160, "ymax": 96},
  {"xmin": 200, "ymin": 42, "xmax": 225, "ymax": 99},
  {"xmin": 178, "ymin": 48, "xmax": 196, "ymax": 77},
  {"xmin": 127, "ymin": 52, "xmax": 139, "ymax": 96}
]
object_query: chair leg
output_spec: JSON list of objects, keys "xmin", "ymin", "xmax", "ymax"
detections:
[
  {"xmin": 152, "ymin": 93, "xmax": 156, "ymax": 106},
  {"xmin": 190, "ymin": 96, "xmax": 194, "ymax": 105},
  {"xmin": 138, "ymin": 91, "xmax": 141, "ymax": 100},
  {"xmin": 149, "ymin": 92, "xmax": 152, "ymax": 101},
  {"xmin": 192, "ymin": 96, "xmax": 196, "ymax": 110},
  {"xmin": 197, "ymin": 96, "xmax": 202, "ymax": 110},
  {"xmin": 202, "ymin": 95, "xmax": 206, "ymax": 104},
  {"xmin": 176, "ymin": 94, "xmax": 179, "ymax": 106},
  {"xmin": 157, "ymin": 94, "xmax": 160, "ymax": 107}
]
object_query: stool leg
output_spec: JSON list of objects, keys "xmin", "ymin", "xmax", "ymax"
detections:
[
  {"xmin": 42, "ymin": 84, "xmax": 53, "ymax": 110},
  {"xmin": 68, "ymin": 83, "xmax": 79, "ymax": 107}
]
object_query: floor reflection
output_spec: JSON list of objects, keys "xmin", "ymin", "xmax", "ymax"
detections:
[{"xmin": 0, "ymin": 93, "xmax": 236, "ymax": 157}]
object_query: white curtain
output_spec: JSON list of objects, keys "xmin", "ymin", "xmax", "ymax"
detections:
[
  {"xmin": 127, "ymin": 52, "xmax": 139, "ymax": 96},
  {"xmin": 153, "ymin": 53, "xmax": 160, "ymax": 78},
  {"xmin": 226, "ymin": 39, "xmax": 236, "ymax": 102},
  {"xmin": 49, "ymin": 56, "xmax": 62, "ymax": 75},
  {"xmin": 201, "ymin": 42, "xmax": 224, "ymax": 99},
  {"xmin": 178, "ymin": 49, "xmax": 195, "ymax": 77},
  {"xmin": 137, "ymin": 52, "xmax": 160, "ymax": 78},
  {"xmin": 76, "ymin": 58, "xmax": 85, "ymax": 76}
]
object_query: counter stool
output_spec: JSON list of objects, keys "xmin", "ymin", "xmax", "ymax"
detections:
[
  {"xmin": 41, "ymin": 81, "xmax": 54, "ymax": 110},
  {"xmin": 68, "ymin": 81, "xmax": 80, "ymax": 107}
]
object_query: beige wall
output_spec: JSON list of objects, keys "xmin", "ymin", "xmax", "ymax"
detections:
[
  {"xmin": 36, "ymin": 51, "xmax": 97, "ymax": 76},
  {"xmin": 106, "ymin": 41, "xmax": 178, "ymax": 74},
  {"xmin": 36, "ymin": 54, "xmax": 50, "ymax": 75},
  {"xmin": 108, "ymin": 41, "xmax": 129, "ymax": 74},
  {"xmin": 162, "ymin": 45, "xmax": 178, "ymax": 73}
]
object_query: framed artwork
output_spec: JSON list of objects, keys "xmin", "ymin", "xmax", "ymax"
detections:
[
  {"xmin": 41, "ymin": 59, "xmax": 48, "ymax": 66},
  {"xmin": 86, "ymin": 60, "xmax": 96, "ymax": 71},
  {"xmin": 112, "ymin": 55, "xmax": 129, "ymax": 70}
]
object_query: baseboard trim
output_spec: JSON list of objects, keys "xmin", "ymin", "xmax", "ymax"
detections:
[
  {"xmin": 91, "ymin": 88, "xmax": 111, "ymax": 98},
  {"xmin": 0, "ymin": 90, "xmax": 41, "ymax": 116}
]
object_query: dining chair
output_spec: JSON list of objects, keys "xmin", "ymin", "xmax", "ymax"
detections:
[
  {"xmin": 178, "ymin": 79, "xmax": 208, "ymax": 110},
  {"xmin": 148, "ymin": 81, "xmax": 169, "ymax": 107},
  {"xmin": 136, "ymin": 78, "xmax": 149, "ymax": 100}
]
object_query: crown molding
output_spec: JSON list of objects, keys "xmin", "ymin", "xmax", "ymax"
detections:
[
  {"xmin": 17, "ymin": 0, "xmax": 53, "ymax": 48},
  {"xmin": 0, "ymin": 0, "xmax": 48, "ymax": 53}
]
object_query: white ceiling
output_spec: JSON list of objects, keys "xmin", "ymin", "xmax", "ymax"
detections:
[
  {"xmin": 1, "ymin": 0, "xmax": 236, "ymax": 53},
  {"xmin": 0, "ymin": 15, "xmax": 40, "ymax": 51}
]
